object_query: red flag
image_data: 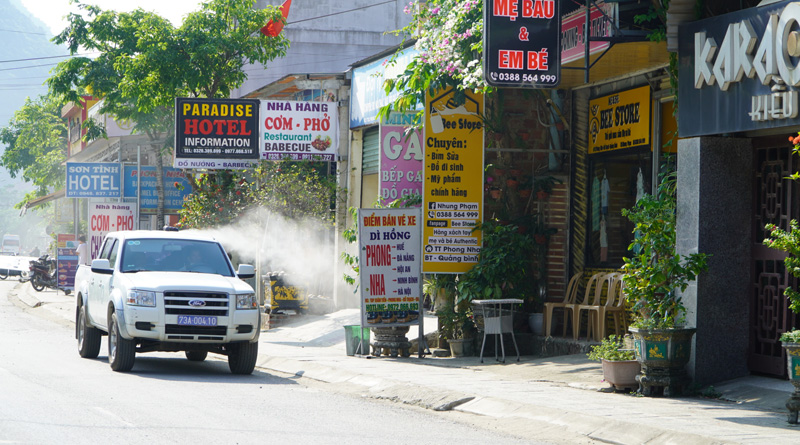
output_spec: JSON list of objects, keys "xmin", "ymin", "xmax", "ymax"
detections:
[{"xmin": 260, "ymin": 0, "xmax": 291, "ymax": 37}]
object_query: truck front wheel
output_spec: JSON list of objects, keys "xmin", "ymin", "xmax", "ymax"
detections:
[
  {"xmin": 227, "ymin": 342, "xmax": 258, "ymax": 375},
  {"xmin": 77, "ymin": 303, "xmax": 101, "ymax": 358},
  {"xmin": 108, "ymin": 312, "xmax": 135, "ymax": 372}
]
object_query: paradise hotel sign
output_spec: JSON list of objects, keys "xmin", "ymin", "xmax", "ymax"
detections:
[{"xmin": 678, "ymin": 1, "xmax": 800, "ymax": 137}]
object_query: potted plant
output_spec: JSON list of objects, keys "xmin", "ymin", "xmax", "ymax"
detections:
[
  {"xmin": 423, "ymin": 274, "xmax": 457, "ymax": 313},
  {"xmin": 621, "ymin": 167, "xmax": 709, "ymax": 397},
  {"xmin": 437, "ymin": 303, "xmax": 475, "ymax": 357},
  {"xmin": 765, "ymin": 219, "xmax": 800, "ymax": 423},
  {"xmin": 533, "ymin": 176, "xmax": 562, "ymax": 200},
  {"xmin": 587, "ymin": 335, "xmax": 640, "ymax": 392}
]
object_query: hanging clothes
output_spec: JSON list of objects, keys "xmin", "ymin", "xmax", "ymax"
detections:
[
  {"xmin": 591, "ymin": 175, "xmax": 600, "ymax": 231},
  {"xmin": 601, "ymin": 172, "xmax": 610, "ymax": 215},
  {"xmin": 636, "ymin": 167, "xmax": 644, "ymax": 202},
  {"xmin": 600, "ymin": 216, "xmax": 608, "ymax": 262}
]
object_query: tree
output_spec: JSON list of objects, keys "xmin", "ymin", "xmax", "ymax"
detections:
[
  {"xmin": 0, "ymin": 95, "xmax": 67, "ymax": 206},
  {"xmin": 47, "ymin": 0, "xmax": 289, "ymax": 227}
]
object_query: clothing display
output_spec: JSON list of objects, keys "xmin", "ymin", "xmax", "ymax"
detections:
[{"xmin": 591, "ymin": 175, "xmax": 600, "ymax": 231}]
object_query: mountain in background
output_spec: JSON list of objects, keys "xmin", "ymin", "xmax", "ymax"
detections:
[{"xmin": 0, "ymin": 0, "xmax": 65, "ymax": 250}]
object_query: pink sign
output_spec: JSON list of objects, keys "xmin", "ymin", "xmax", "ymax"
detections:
[
  {"xmin": 561, "ymin": 1, "xmax": 615, "ymax": 64},
  {"xmin": 379, "ymin": 112, "xmax": 423, "ymax": 206}
]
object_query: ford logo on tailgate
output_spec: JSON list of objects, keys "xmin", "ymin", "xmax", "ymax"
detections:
[{"xmin": 188, "ymin": 299, "xmax": 206, "ymax": 307}]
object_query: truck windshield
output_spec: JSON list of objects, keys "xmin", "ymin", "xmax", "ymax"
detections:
[{"xmin": 120, "ymin": 239, "xmax": 234, "ymax": 276}]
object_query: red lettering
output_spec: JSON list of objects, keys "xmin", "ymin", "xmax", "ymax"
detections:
[
  {"xmin": 499, "ymin": 50, "xmax": 524, "ymax": 69},
  {"xmin": 199, "ymin": 120, "xmax": 213, "ymax": 135},
  {"xmin": 527, "ymin": 49, "xmax": 549, "ymax": 71},
  {"xmin": 184, "ymin": 119, "xmax": 198, "ymax": 135},
  {"xmin": 239, "ymin": 120, "xmax": 251, "ymax": 136},
  {"xmin": 494, "ymin": 0, "xmax": 518, "ymax": 20}
]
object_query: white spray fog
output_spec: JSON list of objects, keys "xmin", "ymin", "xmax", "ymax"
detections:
[{"xmin": 185, "ymin": 206, "xmax": 335, "ymax": 297}]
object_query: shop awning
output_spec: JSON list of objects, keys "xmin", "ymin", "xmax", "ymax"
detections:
[{"xmin": 23, "ymin": 189, "xmax": 65, "ymax": 210}]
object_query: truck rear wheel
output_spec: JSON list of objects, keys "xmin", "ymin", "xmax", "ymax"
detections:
[
  {"xmin": 77, "ymin": 304, "xmax": 101, "ymax": 358},
  {"xmin": 228, "ymin": 342, "xmax": 258, "ymax": 375},
  {"xmin": 109, "ymin": 312, "xmax": 135, "ymax": 372},
  {"xmin": 185, "ymin": 350, "xmax": 208, "ymax": 361}
]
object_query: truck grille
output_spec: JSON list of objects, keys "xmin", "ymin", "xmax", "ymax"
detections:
[{"xmin": 164, "ymin": 291, "xmax": 229, "ymax": 316}]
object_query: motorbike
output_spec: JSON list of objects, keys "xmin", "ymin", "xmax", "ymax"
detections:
[{"xmin": 28, "ymin": 254, "xmax": 70, "ymax": 294}]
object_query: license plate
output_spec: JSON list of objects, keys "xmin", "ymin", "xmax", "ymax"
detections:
[{"xmin": 177, "ymin": 315, "xmax": 218, "ymax": 326}]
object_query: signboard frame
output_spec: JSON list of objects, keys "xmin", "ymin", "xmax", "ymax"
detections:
[
  {"xmin": 379, "ymin": 111, "xmax": 424, "ymax": 206},
  {"xmin": 66, "ymin": 162, "xmax": 121, "ymax": 198},
  {"xmin": 484, "ymin": 0, "xmax": 561, "ymax": 88},
  {"xmin": 588, "ymin": 85, "xmax": 652, "ymax": 155}
]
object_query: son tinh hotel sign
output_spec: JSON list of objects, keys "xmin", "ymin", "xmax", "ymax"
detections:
[{"xmin": 678, "ymin": 0, "xmax": 800, "ymax": 137}]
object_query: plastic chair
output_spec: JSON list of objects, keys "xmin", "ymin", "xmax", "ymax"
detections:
[
  {"xmin": 543, "ymin": 273, "xmax": 582, "ymax": 337},
  {"xmin": 595, "ymin": 273, "xmax": 629, "ymax": 339},
  {"xmin": 567, "ymin": 273, "xmax": 607, "ymax": 340}
]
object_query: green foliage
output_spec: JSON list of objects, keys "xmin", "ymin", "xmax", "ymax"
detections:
[
  {"xmin": 378, "ymin": 0, "xmax": 491, "ymax": 122},
  {"xmin": 456, "ymin": 220, "xmax": 535, "ymax": 305},
  {"xmin": 780, "ymin": 329, "xmax": 800, "ymax": 344},
  {"xmin": 437, "ymin": 303, "xmax": 474, "ymax": 340},
  {"xmin": 0, "ymin": 95, "xmax": 67, "ymax": 204},
  {"xmin": 46, "ymin": 0, "xmax": 289, "ymax": 225},
  {"xmin": 621, "ymin": 167, "xmax": 709, "ymax": 329},
  {"xmin": 633, "ymin": 0, "xmax": 670, "ymax": 43},
  {"xmin": 587, "ymin": 335, "xmax": 635, "ymax": 362},
  {"xmin": 179, "ymin": 160, "xmax": 341, "ymax": 229},
  {"xmin": 765, "ymin": 220, "xmax": 800, "ymax": 316}
]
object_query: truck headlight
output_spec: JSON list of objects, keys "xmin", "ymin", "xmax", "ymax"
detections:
[
  {"xmin": 235, "ymin": 292, "xmax": 257, "ymax": 309},
  {"xmin": 127, "ymin": 290, "xmax": 156, "ymax": 307}
]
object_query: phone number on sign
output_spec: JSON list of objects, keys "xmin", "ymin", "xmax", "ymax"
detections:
[{"xmin": 491, "ymin": 72, "xmax": 558, "ymax": 84}]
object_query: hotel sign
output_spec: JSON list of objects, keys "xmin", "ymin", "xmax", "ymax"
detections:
[{"xmin": 678, "ymin": 0, "xmax": 800, "ymax": 137}]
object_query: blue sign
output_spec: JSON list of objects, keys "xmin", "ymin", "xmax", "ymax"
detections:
[
  {"xmin": 350, "ymin": 47, "xmax": 419, "ymax": 128},
  {"xmin": 66, "ymin": 162, "xmax": 121, "ymax": 198},
  {"xmin": 123, "ymin": 166, "xmax": 191, "ymax": 211}
]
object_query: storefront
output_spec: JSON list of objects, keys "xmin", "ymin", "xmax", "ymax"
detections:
[{"xmin": 677, "ymin": 0, "xmax": 800, "ymax": 380}]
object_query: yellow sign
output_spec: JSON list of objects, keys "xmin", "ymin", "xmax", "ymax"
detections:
[
  {"xmin": 588, "ymin": 85, "xmax": 651, "ymax": 154},
  {"xmin": 422, "ymin": 88, "xmax": 484, "ymax": 274}
]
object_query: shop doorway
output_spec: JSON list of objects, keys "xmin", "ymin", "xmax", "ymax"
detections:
[{"xmin": 749, "ymin": 145, "xmax": 800, "ymax": 377}]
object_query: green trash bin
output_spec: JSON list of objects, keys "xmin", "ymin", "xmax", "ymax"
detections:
[{"xmin": 344, "ymin": 325, "xmax": 370, "ymax": 356}]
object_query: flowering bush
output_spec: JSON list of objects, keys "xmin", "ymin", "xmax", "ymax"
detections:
[{"xmin": 382, "ymin": 0, "xmax": 489, "ymax": 118}]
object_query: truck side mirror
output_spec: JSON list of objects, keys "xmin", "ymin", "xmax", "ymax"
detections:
[
  {"xmin": 237, "ymin": 264, "xmax": 255, "ymax": 279},
  {"xmin": 91, "ymin": 258, "xmax": 113, "ymax": 275}
]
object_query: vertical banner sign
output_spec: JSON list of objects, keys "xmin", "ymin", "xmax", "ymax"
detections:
[
  {"xmin": 174, "ymin": 97, "xmax": 260, "ymax": 170},
  {"xmin": 484, "ymin": 0, "xmax": 561, "ymax": 88},
  {"xmin": 359, "ymin": 208, "xmax": 421, "ymax": 327},
  {"xmin": 88, "ymin": 203, "xmax": 137, "ymax": 260},
  {"xmin": 423, "ymin": 88, "xmax": 484, "ymax": 274},
  {"xmin": 123, "ymin": 166, "xmax": 191, "ymax": 213},
  {"xmin": 57, "ymin": 234, "xmax": 77, "ymax": 291},
  {"xmin": 66, "ymin": 162, "xmax": 121, "ymax": 198},
  {"xmin": 588, "ymin": 85, "xmax": 651, "ymax": 154},
  {"xmin": 260, "ymin": 100, "xmax": 339, "ymax": 161},
  {"xmin": 379, "ymin": 112, "xmax": 424, "ymax": 205}
]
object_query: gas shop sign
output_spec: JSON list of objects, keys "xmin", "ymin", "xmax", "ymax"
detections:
[
  {"xmin": 66, "ymin": 162, "xmax": 121, "ymax": 198},
  {"xmin": 379, "ymin": 112, "xmax": 423, "ymax": 205},
  {"xmin": 260, "ymin": 100, "xmax": 339, "ymax": 161},
  {"xmin": 484, "ymin": 0, "xmax": 561, "ymax": 88},
  {"xmin": 589, "ymin": 85, "xmax": 651, "ymax": 154},
  {"xmin": 678, "ymin": 0, "xmax": 800, "ymax": 137},
  {"xmin": 358, "ymin": 208, "xmax": 421, "ymax": 328},
  {"xmin": 174, "ymin": 97, "xmax": 260, "ymax": 169}
]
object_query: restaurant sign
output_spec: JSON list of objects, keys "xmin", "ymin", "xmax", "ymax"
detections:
[
  {"xmin": 589, "ymin": 85, "xmax": 651, "ymax": 154},
  {"xmin": 678, "ymin": 0, "xmax": 800, "ymax": 137}
]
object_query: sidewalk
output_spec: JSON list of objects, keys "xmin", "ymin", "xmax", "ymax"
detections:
[{"xmin": 11, "ymin": 281, "xmax": 800, "ymax": 444}]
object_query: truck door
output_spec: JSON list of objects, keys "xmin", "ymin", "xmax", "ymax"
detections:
[{"xmin": 89, "ymin": 237, "xmax": 118, "ymax": 327}]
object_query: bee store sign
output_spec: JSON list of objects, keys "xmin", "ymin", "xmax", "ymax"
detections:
[
  {"xmin": 588, "ymin": 85, "xmax": 651, "ymax": 155},
  {"xmin": 260, "ymin": 100, "xmax": 339, "ymax": 161},
  {"xmin": 423, "ymin": 88, "xmax": 484, "ymax": 274},
  {"xmin": 358, "ymin": 208, "xmax": 422, "ymax": 328}
]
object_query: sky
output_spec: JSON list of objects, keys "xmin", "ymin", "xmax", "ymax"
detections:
[{"xmin": 19, "ymin": 0, "xmax": 205, "ymax": 35}]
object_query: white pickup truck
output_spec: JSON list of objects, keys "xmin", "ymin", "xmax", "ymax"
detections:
[{"xmin": 74, "ymin": 230, "xmax": 261, "ymax": 374}]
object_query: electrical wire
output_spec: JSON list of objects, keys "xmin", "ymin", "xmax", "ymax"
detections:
[{"xmin": 287, "ymin": 0, "xmax": 397, "ymax": 25}]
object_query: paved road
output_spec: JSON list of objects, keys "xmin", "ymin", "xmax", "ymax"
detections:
[{"xmin": 0, "ymin": 279, "xmax": 545, "ymax": 444}]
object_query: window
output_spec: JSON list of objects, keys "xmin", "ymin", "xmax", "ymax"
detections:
[{"xmin": 586, "ymin": 151, "xmax": 652, "ymax": 267}]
